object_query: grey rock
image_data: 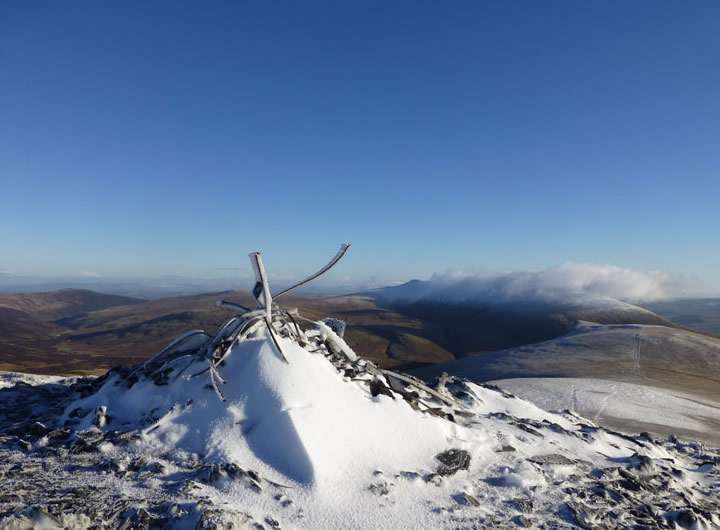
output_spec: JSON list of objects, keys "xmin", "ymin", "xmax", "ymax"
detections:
[
  {"xmin": 369, "ymin": 377, "xmax": 394, "ymax": 399},
  {"xmin": 196, "ymin": 509, "xmax": 228, "ymax": 530},
  {"xmin": 528, "ymin": 454, "xmax": 575, "ymax": 466},
  {"xmin": 564, "ymin": 501, "xmax": 596, "ymax": 530},
  {"xmin": 47, "ymin": 428, "xmax": 71, "ymax": 441},
  {"xmin": 675, "ymin": 509, "xmax": 698, "ymax": 527},
  {"xmin": 435, "ymin": 449, "xmax": 471, "ymax": 476},
  {"xmin": 368, "ymin": 482, "xmax": 390, "ymax": 496},
  {"xmin": 423, "ymin": 473, "xmax": 444, "ymax": 486},
  {"xmin": 513, "ymin": 515, "xmax": 533, "ymax": 527},
  {"xmin": 516, "ymin": 423, "xmax": 544, "ymax": 438},
  {"xmin": 456, "ymin": 492, "xmax": 480, "ymax": 507},
  {"xmin": 265, "ymin": 516, "xmax": 281, "ymax": 528},
  {"xmin": 510, "ymin": 498, "xmax": 534, "ymax": 513},
  {"xmin": 29, "ymin": 422, "xmax": 50, "ymax": 436}
]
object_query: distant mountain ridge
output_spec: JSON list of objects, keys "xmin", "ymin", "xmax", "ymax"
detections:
[
  {"xmin": 0, "ymin": 288, "xmax": 144, "ymax": 320},
  {"xmin": 0, "ymin": 288, "xmax": 454, "ymax": 375},
  {"xmin": 640, "ymin": 297, "xmax": 720, "ymax": 336},
  {"xmin": 367, "ymin": 280, "xmax": 680, "ymax": 357},
  {"xmin": 0, "ymin": 285, "xmax": 696, "ymax": 377}
]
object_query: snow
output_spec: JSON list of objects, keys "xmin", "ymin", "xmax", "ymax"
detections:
[
  {"xmin": 492, "ymin": 377, "xmax": 720, "ymax": 446},
  {"xmin": 0, "ymin": 372, "xmax": 76, "ymax": 389}
]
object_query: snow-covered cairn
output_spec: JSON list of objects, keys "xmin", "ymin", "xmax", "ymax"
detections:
[{"xmin": 128, "ymin": 244, "xmax": 465, "ymax": 411}]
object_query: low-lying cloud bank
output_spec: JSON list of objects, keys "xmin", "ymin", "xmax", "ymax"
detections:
[{"xmin": 385, "ymin": 263, "xmax": 681, "ymax": 305}]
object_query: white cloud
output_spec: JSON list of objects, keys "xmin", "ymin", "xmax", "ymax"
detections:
[{"xmin": 425, "ymin": 263, "xmax": 679, "ymax": 303}]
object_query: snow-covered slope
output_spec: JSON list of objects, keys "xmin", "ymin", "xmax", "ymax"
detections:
[
  {"xmin": 412, "ymin": 321, "xmax": 720, "ymax": 445},
  {"xmin": 1, "ymin": 303, "xmax": 720, "ymax": 528},
  {"xmin": 494, "ymin": 377, "xmax": 720, "ymax": 447}
]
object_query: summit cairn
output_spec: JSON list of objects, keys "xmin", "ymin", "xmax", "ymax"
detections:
[{"xmin": 122, "ymin": 244, "xmax": 466, "ymax": 413}]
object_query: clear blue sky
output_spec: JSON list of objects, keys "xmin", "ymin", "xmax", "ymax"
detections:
[{"xmin": 2, "ymin": 1, "xmax": 719, "ymax": 291}]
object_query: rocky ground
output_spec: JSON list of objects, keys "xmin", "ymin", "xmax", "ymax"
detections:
[{"xmin": 1, "ymin": 372, "xmax": 719, "ymax": 529}]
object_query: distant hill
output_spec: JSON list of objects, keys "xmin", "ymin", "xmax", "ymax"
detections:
[
  {"xmin": 369, "ymin": 280, "xmax": 680, "ymax": 357},
  {"xmin": 0, "ymin": 285, "xmax": 698, "ymax": 377},
  {"xmin": 411, "ymin": 321, "xmax": 720, "ymax": 403},
  {"xmin": 0, "ymin": 289, "xmax": 144, "ymax": 320},
  {"xmin": 0, "ymin": 307, "xmax": 58, "ymax": 341},
  {"xmin": 0, "ymin": 289, "xmax": 146, "ymax": 374},
  {"xmin": 640, "ymin": 297, "xmax": 720, "ymax": 336},
  {"xmin": 0, "ymin": 289, "xmax": 454, "ymax": 375}
]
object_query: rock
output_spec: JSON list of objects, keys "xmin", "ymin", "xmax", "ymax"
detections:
[
  {"xmin": 423, "ymin": 473, "xmax": 443, "ymax": 486},
  {"xmin": 456, "ymin": 492, "xmax": 480, "ymax": 507},
  {"xmin": 136, "ymin": 508, "xmax": 152, "ymax": 529},
  {"xmin": 47, "ymin": 429, "xmax": 71, "ymax": 441},
  {"xmin": 196, "ymin": 509, "xmax": 234, "ymax": 530},
  {"xmin": 509, "ymin": 498, "xmax": 534, "ymax": 513},
  {"xmin": 27, "ymin": 506, "xmax": 61, "ymax": 525},
  {"xmin": 265, "ymin": 516, "xmax": 281, "ymax": 528},
  {"xmin": 76, "ymin": 429, "xmax": 104, "ymax": 444},
  {"xmin": 516, "ymin": 424, "xmax": 544, "ymax": 438},
  {"xmin": 369, "ymin": 378, "xmax": 394, "ymax": 399},
  {"xmin": 628, "ymin": 453, "xmax": 655, "ymax": 472},
  {"xmin": 435, "ymin": 449, "xmax": 471, "ymax": 476},
  {"xmin": 513, "ymin": 515, "xmax": 533, "ymax": 527},
  {"xmin": 368, "ymin": 482, "xmax": 390, "ymax": 496},
  {"xmin": 675, "ymin": 509, "xmax": 698, "ymax": 527},
  {"xmin": 179, "ymin": 480, "xmax": 203, "ymax": 496},
  {"xmin": 564, "ymin": 501, "xmax": 597, "ymax": 530},
  {"xmin": 29, "ymin": 422, "xmax": 50, "ymax": 436},
  {"xmin": 639, "ymin": 431, "xmax": 656, "ymax": 442},
  {"xmin": 528, "ymin": 454, "xmax": 575, "ymax": 466}
]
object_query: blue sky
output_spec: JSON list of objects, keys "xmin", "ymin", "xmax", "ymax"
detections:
[{"xmin": 1, "ymin": 1, "xmax": 719, "ymax": 292}]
